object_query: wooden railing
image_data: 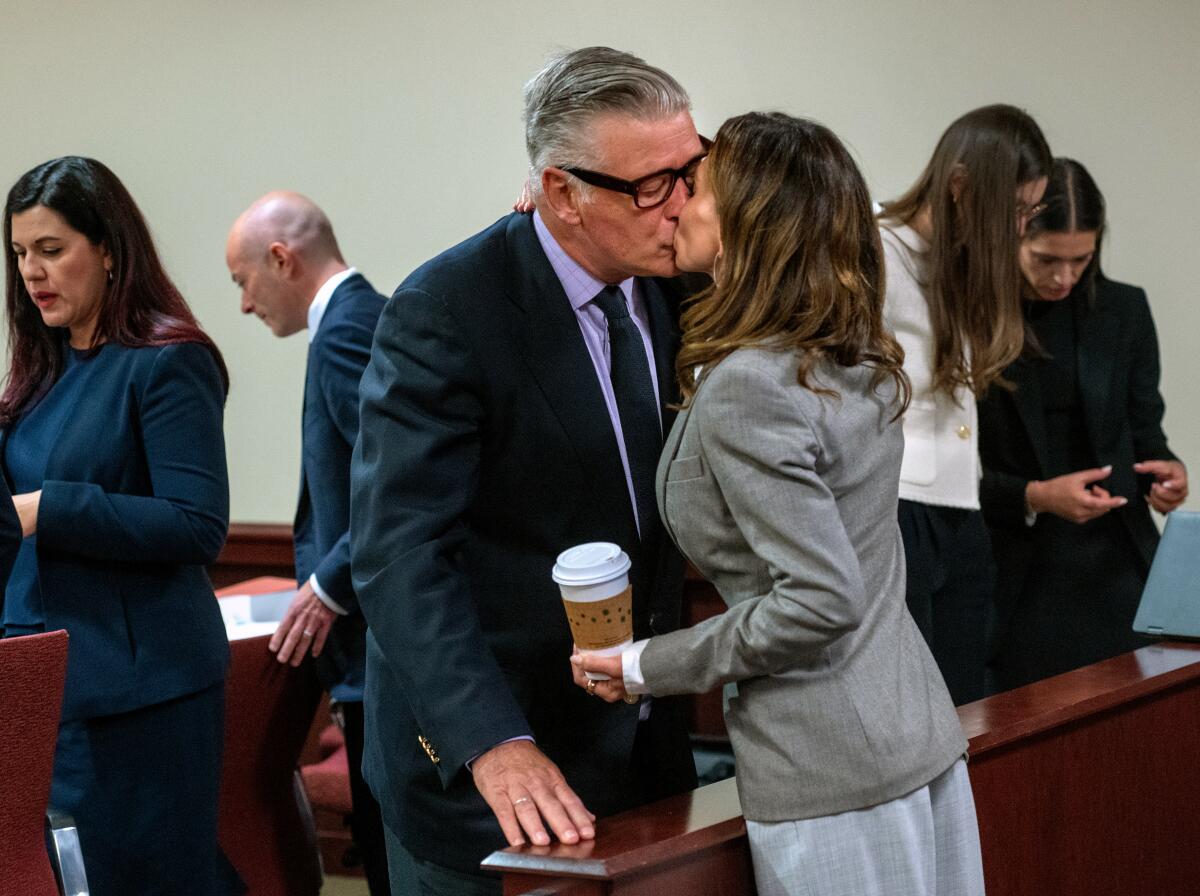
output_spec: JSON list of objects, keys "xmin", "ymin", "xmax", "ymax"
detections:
[
  {"xmin": 485, "ymin": 642, "xmax": 1200, "ymax": 896},
  {"xmin": 213, "ymin": 526, "xmax": 1200, "ymax": 894}
]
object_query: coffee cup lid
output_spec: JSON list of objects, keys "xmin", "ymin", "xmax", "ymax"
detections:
[{"xmin": 552, "ymin": 542, "xmax": 631, "ymax": 586}]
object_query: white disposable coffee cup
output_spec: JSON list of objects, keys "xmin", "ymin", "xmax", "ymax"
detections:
[{"xmin": 552, "ymin": 542, "xmax": 633, "ymax": 681}]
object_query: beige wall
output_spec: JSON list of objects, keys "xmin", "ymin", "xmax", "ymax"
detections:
[{"xmin": 3, "ymin": 0, "xmax": 1197, "ymax": 521}]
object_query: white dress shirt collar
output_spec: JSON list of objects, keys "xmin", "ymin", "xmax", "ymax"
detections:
[{"xmin": 307, "ymin": 267, "xmax": 357, "ymax": 342}]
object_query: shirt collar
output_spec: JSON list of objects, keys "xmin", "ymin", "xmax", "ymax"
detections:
[
  {"xmin": 532, "ymin": 211, "xmax": 634, "ymax": 310},
  {"xmin": 307, "ymin": 267, "xmax": 357, "ymax": 342}
]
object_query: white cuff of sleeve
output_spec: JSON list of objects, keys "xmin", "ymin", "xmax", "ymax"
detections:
[
  {"xmin": 309, "ymin": 574, "xmax": 349, "ymax": 616},
  {"xmin": 622, "ymin": 639, "xmax": 651, "ymax": 695}
]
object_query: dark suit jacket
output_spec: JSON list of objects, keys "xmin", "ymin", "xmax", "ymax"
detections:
[
  {"xmin": 293, "ymin": 272, "xmax": 385, "ymax": 702},
  {"xmin": 0, "ymin": 474, "xmax": 20, "ymax": 588},
  {"xmin": 0, "ymin": 342, "xmax": 230, "ymax": 721},
  {"xmin": 979, "ymin": 276, "xmax": 1178, "ymax": 635},
  {"xmin": 351, "ymin": 213, "xmax": 698, "ymax": 874}
]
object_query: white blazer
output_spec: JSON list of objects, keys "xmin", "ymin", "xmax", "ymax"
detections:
[{"xmin": 879, "ymin": 220, "xmax": 980, "ymax": 510}]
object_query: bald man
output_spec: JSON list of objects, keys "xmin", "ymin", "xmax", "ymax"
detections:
[{"xmin": 227, "ymin": 192, "xmax": 390, "ymax": 894}]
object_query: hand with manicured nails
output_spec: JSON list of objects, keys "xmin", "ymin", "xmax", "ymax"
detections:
[
  {"xmin": 1025, "ymin": 465, "xmax": 1126, "ymax": 524},
  {"xmin": 1134, "ymin": 459, "xmax": 1189, "ymax": 513},
  {"xmin": 570, "ymin": 649, "xmax": 628, "ymax": 703}
]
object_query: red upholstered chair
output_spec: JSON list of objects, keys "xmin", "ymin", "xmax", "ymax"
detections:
[
  {"xmin": 0, "ymin": 629, "xmax": 70, "ymax": 896},
  {"xmin": 217, "ymin": 582, "xmax": 324, "ymax": 896},
  {"xmin": 300, "ymin": 721, "xmax": 357, "ymax": 872}
]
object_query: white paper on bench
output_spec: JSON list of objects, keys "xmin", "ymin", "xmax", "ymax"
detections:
[{"xmin": 219, "ymin": 589, "xmax": 296, "ymax": 640}]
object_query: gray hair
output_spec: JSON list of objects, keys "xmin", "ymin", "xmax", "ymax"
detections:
[{"xmin": 523, "ymin": 46, "xmax": 691, "ymax": 200}]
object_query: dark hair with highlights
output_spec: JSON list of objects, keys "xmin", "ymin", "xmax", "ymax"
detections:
[
  {"xmin": 677, "ymin": 112, "xmax": 909, "ymax": 416},
  {"xmin": 3, "ymin": 156, "xmax": 228, "ymax": 423},
  {"xmin": 879, "ymin": 104, "xmax": 1052, "ymax": 398}
]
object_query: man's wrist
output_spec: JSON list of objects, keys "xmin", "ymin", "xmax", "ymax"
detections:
[
  {"xmin": 308, "ymin": 574, "xmax": 349, "ymax": 615},
  {"xmin": 467, "ymin": 735, "xmax": 536, "ymax": 771}
]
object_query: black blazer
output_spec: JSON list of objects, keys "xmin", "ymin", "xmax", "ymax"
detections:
[
  {"xmin": 293, "ymin": 272, "xmax": 385, "ymax": 702},
  {"xmin": 351, "ymin": 213, "xmax": 698, "ymax": 873},
  {"xmin": 0, "ymin": 342, "xmax": 230, "ymax": 720},
  {"xmin": 979, "ymin": 277, "xmax": 1177, "ymax": 626}
]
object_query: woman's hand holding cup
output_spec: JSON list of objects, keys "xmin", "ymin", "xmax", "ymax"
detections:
[{"xmin": 570, "ymin": 648, "xmax": 629, "ymax": 702}]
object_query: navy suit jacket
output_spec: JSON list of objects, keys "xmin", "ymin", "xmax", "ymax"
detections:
[
  {"xmin": 0, "ymin": 474, "xmax": 19, "ymax": 588},
  {"xmin": 351, "ymin": 213, "xmax": 699, "ymax": 874},
  {"xmin": 0, "ymin": 341, "xmax": 230, "ymax": 721},
  {"xmin": 293, "ymin": 272, "xmax": 385, "ymax": 702}
]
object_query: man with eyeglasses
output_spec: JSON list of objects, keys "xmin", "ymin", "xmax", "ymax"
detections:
[{"xmin": 351, "ymin": 47, "xmax": 704, "ymax": 894}]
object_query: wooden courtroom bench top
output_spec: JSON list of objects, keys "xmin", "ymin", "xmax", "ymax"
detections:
[{"xmin": 485, "ymin": 641, "xmax": 1200, "ymax": 896}]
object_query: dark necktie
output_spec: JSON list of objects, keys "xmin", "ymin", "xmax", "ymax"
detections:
[{"xmin": 592, "ymin": 285, "xmax": 662, "ymax": 540}]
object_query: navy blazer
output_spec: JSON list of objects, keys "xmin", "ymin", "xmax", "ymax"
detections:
[
  {"xmin": 293, "ymin": 272, "xmax": 385, "ymax": 701},
  {"xmin": 980, "ymin": 276, "xmax": 1178, "ymax": 631},
  {"xmin": 351, "ymin": 213, "xmax": 698, "ymax": 874},
  {"xmin": 0, "ymin": 474, "xmax": 19, "ymax": 588},
  {"xmin": 1, "ymin": 341, "xmax": 230, "ymax": 721}
]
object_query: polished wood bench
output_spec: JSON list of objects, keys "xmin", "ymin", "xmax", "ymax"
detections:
[{"xmin": 485, "ymin": 642, "xmax": 1200, "ymax": 896}]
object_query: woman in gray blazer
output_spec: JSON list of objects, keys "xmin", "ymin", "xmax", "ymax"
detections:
[{"xmin": 572, "ymin": 113, "xmax": 982, "ymax": 896}]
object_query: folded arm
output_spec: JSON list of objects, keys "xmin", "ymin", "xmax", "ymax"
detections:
[
  {"xmin": 640, "ymin": 361, "xmax": 868, "ymax": 697},
  {"xmin": 35, "ymin": 343, "xmax": 229, "ymax": 565}
]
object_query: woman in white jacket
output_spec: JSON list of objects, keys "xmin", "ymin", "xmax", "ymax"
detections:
[{"xmin": 878, "ymin": 105, "xmax": 1051, "ymax": 704}]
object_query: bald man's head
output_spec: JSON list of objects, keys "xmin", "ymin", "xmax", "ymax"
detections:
[{"xmin": 226, "ymin": 191, "xmax": 348, "ymax": 337}]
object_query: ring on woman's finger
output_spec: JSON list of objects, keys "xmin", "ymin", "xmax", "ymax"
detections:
[
  {"xmin": 302, "ymin": 629, "xmax": 315, "ymax": 637},
  {"xmin": 586, "ymin": 679, "xmax": 597, "ymax": 696},
  {"xmin": 513, "ymin": 796, "xmax": 532, "ymax": 806}
]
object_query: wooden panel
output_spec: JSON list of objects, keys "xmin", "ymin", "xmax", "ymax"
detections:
[
  {"xmin": 962, "ymin": 643, "xmax": 1200, "ymax": 896},
  {"xmin": 210, "ymin": 523, "xmax": 295, "ymax": 589},
  {"xmin": 486, "ymin": 642, "xmax": 1200, "ymax": 896},
  {"xmin": 485, "ymin": 777, "xmax": 753, "ymax": 896}
]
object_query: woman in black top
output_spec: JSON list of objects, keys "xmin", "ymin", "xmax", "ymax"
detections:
[{"xmin": 979, "ymin": 158, "xmax": 1188, "ymax": 693}]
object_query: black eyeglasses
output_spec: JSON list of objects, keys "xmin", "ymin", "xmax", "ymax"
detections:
[{"xmin": 560, "ymin": 151, "xmax": 709, "ymax": 209}]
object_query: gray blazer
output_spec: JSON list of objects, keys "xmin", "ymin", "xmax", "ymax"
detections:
[{"xmin": 642, "ymin": 347, "xmax": 966, "ymax": 822}]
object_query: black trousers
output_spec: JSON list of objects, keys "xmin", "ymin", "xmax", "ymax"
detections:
[
  {"xmin": 988, "ymin": 513, "xmax": 1153, "ymax": 693},
  {"xmin": 341, "ymin": 700, "xmax": 392, "ymax": 895},
  {"xmin": 898, "ymin": 500, "xmax": 996, "ymax": 705}
]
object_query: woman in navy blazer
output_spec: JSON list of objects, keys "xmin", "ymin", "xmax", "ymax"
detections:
[{"xmin": 2, "ymin": 157, "xmax": 239, "ymax": 895}]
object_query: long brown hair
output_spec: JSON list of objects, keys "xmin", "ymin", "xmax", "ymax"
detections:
[
  {"xmin": 3, "ymin": 156, "xmax": 228, "ymax": 424},
  {"xmin": 879, "ymin": 104, "xmax": 1051, "ymax": 397},
  {"xmin": 677, "ymin": 112, "xmax": 908, "ymax": 415}
]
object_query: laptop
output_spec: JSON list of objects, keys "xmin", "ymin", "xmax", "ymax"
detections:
[{"xmin": 1132, "ymin": 511, "xmax": 1200, "ymax": 639}]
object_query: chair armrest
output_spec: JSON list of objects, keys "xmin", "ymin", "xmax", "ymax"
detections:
[{"xmin": 45, "ymin": 807, "xmax": 90, "ymax": 896}]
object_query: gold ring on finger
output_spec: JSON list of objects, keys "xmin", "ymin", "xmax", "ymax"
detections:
[{"xmin": 586, "ymin": 679, "xmax": 597, "ymax": 696}]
